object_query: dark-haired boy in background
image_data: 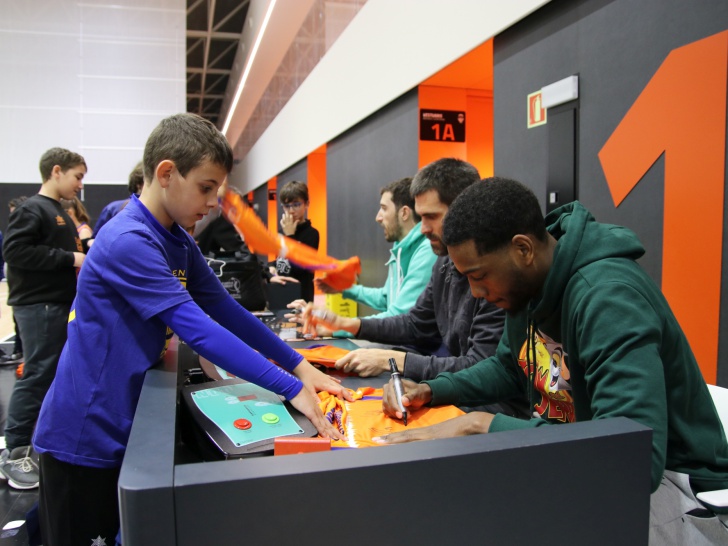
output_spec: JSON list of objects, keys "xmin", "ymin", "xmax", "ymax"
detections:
[{"xmin": 1, "ymin": 149, "xmax": 86, "ymax": 490}]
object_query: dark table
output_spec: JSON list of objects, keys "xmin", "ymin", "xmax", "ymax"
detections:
[{"xmin": 119, "ymin": 338, "xmax": 652, "ymax": 546}]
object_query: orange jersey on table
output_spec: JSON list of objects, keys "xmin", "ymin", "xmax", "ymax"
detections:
[
  {"xmin": 220, "ymin": 191, "xmax": 361, "ymax": 290},
  {"xmin": 318, "ymin": 388, "xmax": 464, "ymax": 448},
  {"xmin": 294, "ymin": 345, "xmax": 350, "ymax": 368}
]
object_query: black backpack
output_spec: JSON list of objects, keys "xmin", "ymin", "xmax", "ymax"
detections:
[{"xmin": 207, "ymin": 250, "xmax": 267, "ymax": 312}]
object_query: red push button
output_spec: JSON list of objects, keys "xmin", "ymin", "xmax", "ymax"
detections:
[{"xmin": 234, "ymin": 418, "xmax": 252, "ymax": 430}]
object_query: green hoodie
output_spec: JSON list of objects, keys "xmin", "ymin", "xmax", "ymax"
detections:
[{"xmin": 425, "ymin": 202, "xmax": 728, "ymax": 493}]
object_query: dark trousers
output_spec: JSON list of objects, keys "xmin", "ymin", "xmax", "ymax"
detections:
[
  {"xmin": 13, "ymin": 314, "xmax": 22, "ymax": 354},
  {"xmin": 5, "ymin": 303, "xmax": 70, "ymax": 449},
  {"xmin": 39, "ymin": 452, "xmax": 120, "ymax": 546}
]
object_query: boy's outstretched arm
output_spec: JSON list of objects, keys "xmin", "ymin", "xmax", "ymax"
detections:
[
  {"xmin": 160, "ymin": 300, "xmax": 349, "ymax": 438},
  {"xmin": 202, "ymin": 296, "xmax": 353, "ymax": 402}
]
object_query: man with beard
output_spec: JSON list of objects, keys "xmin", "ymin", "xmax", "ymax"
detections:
[
  {"xmin": 315, "ymin": 177, "xmax": 435, "ymax": 321},
  {"xmin": 378, "ymin": 177, "xmax": 728, "ymax": 545},
  {"xmin": 302, "ymin": 160, "xmax": 526, "ymax": 427}
]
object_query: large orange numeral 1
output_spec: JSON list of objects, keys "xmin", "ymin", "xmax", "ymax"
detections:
[{"xmin": 599, "ymin": 31, "xmax": 728, "ymax": 382}]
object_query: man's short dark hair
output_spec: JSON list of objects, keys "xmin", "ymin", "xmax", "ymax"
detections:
[
  {"xmin": 279, "ymin": 180, "xmax": 309, "ymax": 204},
  {"xmin": 443, "ymin": 177, "xmax": 548, "ymax": 254},
  {"xmin": 39, "ymin": 148, "xmax": 87, "ymax": 182},
  {"xmin": 143, "ymin": 113, "xmax": 233, "ymax": 182},
  {"xmin": 381, "ymin": 177, "xmax": 420, "ymax": 222},
  {"xmin": 128, "ymin": 161, "xmax": 144, "ymax": 194},
  {"xmin": 410, "ymin": 158, "xmax": 480, "ymax": 206}
]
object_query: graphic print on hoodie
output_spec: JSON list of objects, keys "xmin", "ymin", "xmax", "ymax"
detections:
[{"xmin": 517, "ymin": 327, "xmax": 575, "ymax": 424}]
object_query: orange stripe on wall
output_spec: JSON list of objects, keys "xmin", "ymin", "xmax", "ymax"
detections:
[
  {"xmin": 599, "ymin": 30, "xmax": 728, "ymax": 383},
  {"xmin": 307, "ymin": 144, "xmax": 327, "ymax": 257},
  {"xmin": 418, "ymin": 39, "xmax": 494, "ymax": 175},
  {"xmin": 467, "ymin": 93, "xmax": 493, "ymax": 177},
  {"xmin": 267, "ymin": 176, "xmax": 277, "ymax": 263}
]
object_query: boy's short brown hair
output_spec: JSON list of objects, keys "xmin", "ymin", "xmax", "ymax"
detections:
[
  {"xmin": 278, "ymin": 180, "xmax": 309, "ymax": 204},
  {"xmin": 143, "ymin": 113, "xmax": 233, "ymax": 182},
  {"xmin": 39, "ymin": 148, "xmax": 87, "ymax": 182}
]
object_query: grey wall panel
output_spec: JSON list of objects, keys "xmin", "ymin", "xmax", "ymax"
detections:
[
  {"xmin": 495, "ymin": 0, "xmax": 727, "ymax": 280},
  {"xmin": 84, "ymin": 185, "xmax": 132, "ymax": 231},
  {"xmin": 251, "ymin": 185, "xmax": 269, "ymax": 227},
  {"xmin": 493, "ymin": 0, "xmax": 728, "ymax": 383},
  {"xmin": 327, "ymin": 89, "xmax": 419, "ymax": 315},
  {"xmin": 0, "ymin": 184, "xmax": 39, "ymax": 235}
]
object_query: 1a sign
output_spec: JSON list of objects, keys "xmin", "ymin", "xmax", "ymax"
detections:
[{"xmin": 420, "ymin": 109, "xmax": 466, "ymax": 142}]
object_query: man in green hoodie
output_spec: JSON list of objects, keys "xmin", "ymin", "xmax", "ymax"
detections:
[
  {"xmin": 378, "ymin": 177, "xmax": 728, "ymax": 544},
  {"xmin": 315, "ymin": 177, "xmax": 436, "ymax": 320}
]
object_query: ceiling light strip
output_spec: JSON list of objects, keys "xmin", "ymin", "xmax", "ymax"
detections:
[{"xmin": 222, "ymin": 0, "xmax": 277, "ymax": 135}]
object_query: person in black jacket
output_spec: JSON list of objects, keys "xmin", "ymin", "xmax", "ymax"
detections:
[
  {"xmin": 0, "ymin": 148, "xmax": 86, "ymax": 490},
  {"xmin": 0, "ymin": 197, "xmax": 28, "ymax": 366},
  {"xmin": 273, "ymin": 181, "xmax": 319, "ymax": 302}
]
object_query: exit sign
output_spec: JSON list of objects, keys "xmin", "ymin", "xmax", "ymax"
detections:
[{"xmin": 420, "ymin": 109, "xmax": 466, "ymax": 142}]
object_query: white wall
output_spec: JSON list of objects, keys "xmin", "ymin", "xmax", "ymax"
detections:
[
  {"xmin": 229, "ymin": 0, "xmax": 551, "ymax": 193},
  {"xmin": 0, "ymin": 0, "xmax": 186, "ymax": 186}
]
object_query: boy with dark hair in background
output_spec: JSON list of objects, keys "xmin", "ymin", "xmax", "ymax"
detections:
[
  {"xmin": 1, "ymin": 148, "xmax": 86, "ymax": 490},
  {"xmin": 32, "ymin": 113, "xmax": 348, "ymax": 545},
  {"xmin": 274, "ymin": 180, "xmax": 319, "ymax": 301}
]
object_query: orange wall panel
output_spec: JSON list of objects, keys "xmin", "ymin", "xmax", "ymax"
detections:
[
  {"xmin": 307, "ymin": 145, "xmax": 327, "ymax": 295},
  {"xmin": 267, "ymin": 176, "xmax": 277, "ymax": 262},
  {"xmin": 417, "ymin": 39, "xmax": 494, "ymax": 176},
  {"xmin": 466, "ymin": 93, "xmax": 493, "ymax": 177}
]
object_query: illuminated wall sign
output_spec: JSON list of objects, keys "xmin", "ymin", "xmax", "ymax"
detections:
[{"xmin": 419, "ymin": 109, "xmax": 466, "ymax": 142}]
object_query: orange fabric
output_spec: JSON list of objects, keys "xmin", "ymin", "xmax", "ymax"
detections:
[
  {"xmin": 220, "ymin": 191, "xmax": 361, "ymax": 290},
  {"xmin": 598, "ymin": 31, "xmax": 728, "ymax": 382},
  {"xmin": 295, "ymin": 345, "xmax": 350, "ymax": 368},
  {"xmin": 318, "ymin": 388, "xmax": 465, "ymax": 448}
]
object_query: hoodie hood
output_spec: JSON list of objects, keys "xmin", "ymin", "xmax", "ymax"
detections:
[
  {"xmin": 387, "ymin": 222, "xmax": 426, "ymax": 264},
  {"xmin": 534, "ymin": 201, "xmax": 645, "ymax": 320}
]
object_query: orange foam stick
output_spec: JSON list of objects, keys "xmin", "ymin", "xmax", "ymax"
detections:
[{"xmin": 220, "ymin": 191, "xmax": 361, "ymax": 290}]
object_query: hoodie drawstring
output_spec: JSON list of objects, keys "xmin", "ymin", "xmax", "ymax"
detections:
[{"xmin": 526, "ymin": 312, "xmax": 536, "ymax": 418}]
